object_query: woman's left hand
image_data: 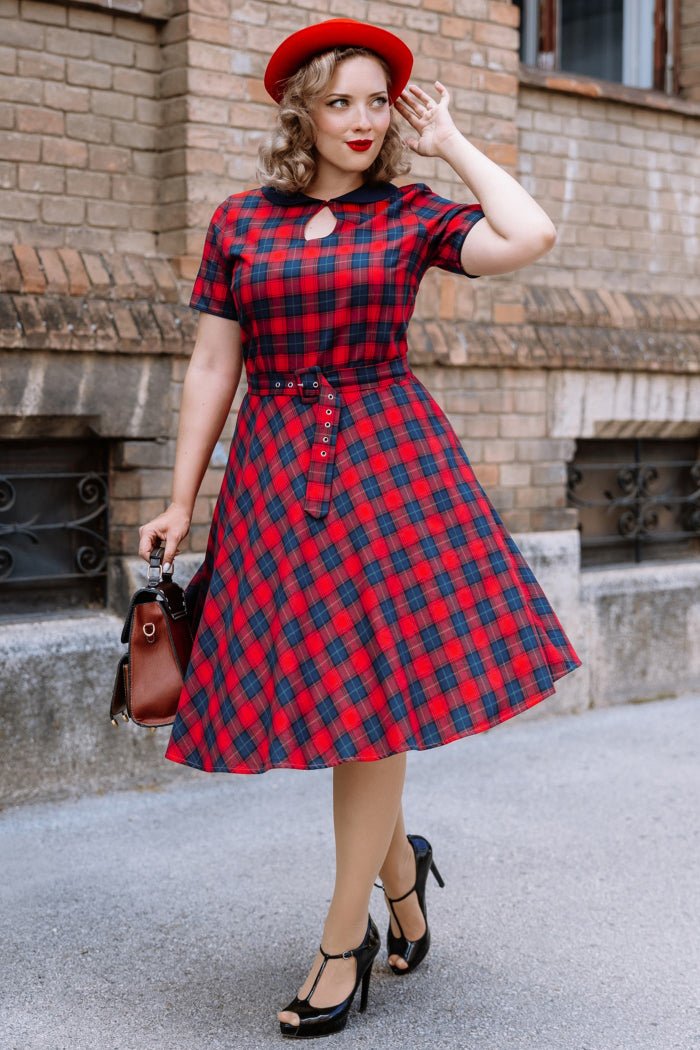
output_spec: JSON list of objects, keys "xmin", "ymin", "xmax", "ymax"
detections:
[{"xmin": 395, "ymin": 81, "xmax": 460, "ymax": 157}]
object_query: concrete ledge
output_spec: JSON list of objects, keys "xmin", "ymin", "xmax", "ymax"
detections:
[
  {"xmin": 581, "ymin": 559, "xmax": 700, "ymax": 706},
  {"xmin": 0, "ymin": 612, "xmax": 204, "ymax": 809}
]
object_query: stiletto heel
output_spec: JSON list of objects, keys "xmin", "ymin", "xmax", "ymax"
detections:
[
  {"xmin": 373, "ymin": 833, "xmax": 445, "ymax": 976},
  {"xmin": 278, "ymin": 913, "xmax": 381, "ymax": 1039},
  {"xmin": 430, "ymin": 858, "xmax": 445, "ymax": 887},
  {"xmin": 358, "ymin": 963, "xmax": 372, "ymax": 1013}
]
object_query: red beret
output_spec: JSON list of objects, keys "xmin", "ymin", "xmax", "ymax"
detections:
[{"xmin": 264, "ymin": 18, "xmax": 414, "ymax": 105}]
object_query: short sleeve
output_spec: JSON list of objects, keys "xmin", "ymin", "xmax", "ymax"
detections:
[
  {"xmin": 189, "ymin": 198, "xmax": 239, "ymax": 320},
  {"xmin": 413, "ymin": 183, "xmax": 485, "ymax": 278}
]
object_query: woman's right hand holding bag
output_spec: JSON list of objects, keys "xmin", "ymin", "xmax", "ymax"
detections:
[{"xmin": 138, "ymin": 501, "xmax": 192, "ymax": 573}]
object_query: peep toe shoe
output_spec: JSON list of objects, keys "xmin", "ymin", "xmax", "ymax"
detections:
[
  {"xmin": 374, "ymin": 832, "xmax": 445, "ymax": 975},
  {"xmin": 278, "ymin": 913, "xmax": 381, "ymax": 1039}
]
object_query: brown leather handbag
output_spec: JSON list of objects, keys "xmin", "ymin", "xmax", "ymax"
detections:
[{"xmin": 110, "ymin": 547, "xmax": 194, "ymax": 728}]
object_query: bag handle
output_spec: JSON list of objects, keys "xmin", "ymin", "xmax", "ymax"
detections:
[{"xmin": 147, "ymin": 545, "xmax": 174, "ymax": 587}]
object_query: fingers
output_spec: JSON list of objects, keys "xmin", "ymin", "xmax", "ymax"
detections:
[
  {"xmin": 162, "ymin": 536, "xmax": 181, "ymax": 569},
  {"xmin": 396, "ymin": 97, "xmax": 433, "ymax": 131},
  {"xmin": 408, "ymin": 83, "xmax": 432, "ymax": 103},
  {"xmin": 138, "ymin": 505, "xmax": 191, "ymax": 571},
  {"xmin": 138, "ymin": 525, "xmax": 163, "ymax": 563},
  {"xmin": 407, "ymin": 84, "xmax": 435, "ymax": 111},
  {"xmin": 398, "ymin": 81, "xmax": 447, "ymax": 115},
  {"xmin": 138, "ymin": 534, "xmax": 181, "ymax": 570}
]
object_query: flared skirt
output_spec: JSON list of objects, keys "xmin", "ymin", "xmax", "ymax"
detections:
[{"xmin": 165, "ymin": 372, "xmax": 582, "ymax": 773}]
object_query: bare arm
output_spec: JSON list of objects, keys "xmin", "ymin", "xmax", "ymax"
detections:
[
  {"xmin": 138, "ymin": 312, "xmax": 243, "ymax": 567},
  {"xmin": 438, "ymin": 130, "xmax": 557, "ymax": 277},
  {"xmin": 395, "ymin": 80, "xmax": 557, "ymax": 277}
]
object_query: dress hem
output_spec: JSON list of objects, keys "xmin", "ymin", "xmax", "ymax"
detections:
[{"xmin": 163, "ymin": 657, "xmax": 582, "ymax": 776}]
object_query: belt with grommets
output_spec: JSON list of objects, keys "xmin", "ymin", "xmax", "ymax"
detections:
[{"xmin": 246, "ymin": 357, "xmax": 411, "ymax": 519}]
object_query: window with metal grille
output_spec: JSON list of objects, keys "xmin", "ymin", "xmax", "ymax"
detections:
[
  {"xmin": 514, "ymin": 0, "xmax": 676, "ymax": 94},
  {"xmin": 0, "ymin": 439, "xmax": 109, "ymax": 618},
  {"xmin": 566, "ymin": 437, "xmax": 700, "ymax": 567}
]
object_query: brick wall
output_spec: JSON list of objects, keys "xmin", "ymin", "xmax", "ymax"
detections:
[
  {"xmin": 0, "ymin": 0, "xmax": 162, "ymax": 254},
  {"xmin": 516, "ymin": 85, "xmax": 700, "ymax": 297}
]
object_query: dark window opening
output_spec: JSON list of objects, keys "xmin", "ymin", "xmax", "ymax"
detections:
[
  {"xmin": 514, "ymin": 0, "xmax": 673, "ymax": 94},
  {"xmin": 561, "ymin": 0, "xmax": 624, "ymax": 83},
  {"xmin": 566, "ymin": 437, "xmax": 700, "ymax": 567},
  {"xmin": 0, "ymin": 439, "xmax": 109, "ymax": 618}
]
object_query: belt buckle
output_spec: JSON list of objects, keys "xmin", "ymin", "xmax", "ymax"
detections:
[{"xmin": 295, "ymin": 367, "xmax": 321, "ymax": 402}]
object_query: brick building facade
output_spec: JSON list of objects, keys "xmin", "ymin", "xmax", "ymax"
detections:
[{"xmin": 1, "ymin": 0, "xmax": 699, "ymax": 800}]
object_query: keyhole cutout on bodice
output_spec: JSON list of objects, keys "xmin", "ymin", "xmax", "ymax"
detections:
[{"xmin": 303, "ymin": 205, "xmax": 338, "ymax": 241}]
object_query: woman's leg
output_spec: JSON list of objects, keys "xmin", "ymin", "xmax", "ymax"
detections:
[
  {"xmin": 376, "ymin": 802, "xmax": 429, "ymax": 969},
  {"xmin": 277, "ymin": 751, "xmax": 407, "ymax": 1027}
]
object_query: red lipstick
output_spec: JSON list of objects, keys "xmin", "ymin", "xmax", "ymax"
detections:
[{"xmin": 347, "ymin": 140, "xmax": 372, "ymax": 151}]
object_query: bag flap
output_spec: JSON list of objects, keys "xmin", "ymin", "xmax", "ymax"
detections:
[
  {"xmin": 120, "ymin": 586, "xmax": 161, "ymax": 644},
  {"xmin": 121, "ymin": 575, "xmax": 190, "ymax": 644}
]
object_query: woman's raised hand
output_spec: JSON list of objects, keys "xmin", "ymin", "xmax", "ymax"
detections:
[
  {"xmin": 395, "ymin": 81, "xmax": 460, "ymax": 158},
  {"xmin": 138, "ymin": 502, "xmax": 191, "ymax": 571}
]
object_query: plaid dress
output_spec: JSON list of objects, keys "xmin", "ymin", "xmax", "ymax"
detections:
[{"xmin": 164, "ymin": 180, "xmax": 582, "ymax": 774}]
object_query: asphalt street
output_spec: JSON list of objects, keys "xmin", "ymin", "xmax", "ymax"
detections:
[{"xmin": 1, "ymin": 693, "xmax": 698, "ymax": 1050}]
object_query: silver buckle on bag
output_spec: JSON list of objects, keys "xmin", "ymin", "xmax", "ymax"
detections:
[{"xmin": 147, "ymin": 546, "xmax": 164, "ymax": 586}]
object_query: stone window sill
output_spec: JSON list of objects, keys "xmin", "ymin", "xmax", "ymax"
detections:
[{"xmin": 519, "ymin": 64, "xmax": 700, "ymax": 119}]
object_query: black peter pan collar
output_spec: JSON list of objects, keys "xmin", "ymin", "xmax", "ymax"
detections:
[{"xmin": 261, "ymin": 182, "xmax": 399, "ymax": 206}]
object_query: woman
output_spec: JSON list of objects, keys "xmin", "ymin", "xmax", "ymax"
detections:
[{"xmin": 138, "ymin": 17, "xmax": 582, "ymax": 1039}]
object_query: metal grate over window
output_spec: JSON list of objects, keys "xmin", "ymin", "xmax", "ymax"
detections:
[
  {"xmin": 566, "ymin": 438, "xmax": 700, "ymax": 567},
  {"xmin": 0, "ymin": 439, "xmax": 109, "ymax": 617}
]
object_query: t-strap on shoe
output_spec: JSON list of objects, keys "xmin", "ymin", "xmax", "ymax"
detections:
[
  {"xmin": 278, "ymin": 913, "xmax": 381, "ymax": 1039},
  {"xmin": 374, "ymin": 833, "xmax": 445, "ymax": 975}
]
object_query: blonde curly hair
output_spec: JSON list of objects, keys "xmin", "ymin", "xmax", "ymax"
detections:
[{"xmin": 256, "ymin": 46, "xmax": 412, "ymax": 194}]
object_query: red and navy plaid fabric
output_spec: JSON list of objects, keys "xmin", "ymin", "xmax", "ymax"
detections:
[{"xmin": 165, "ymin": 181, "xmax": 582, "ymax": 774}]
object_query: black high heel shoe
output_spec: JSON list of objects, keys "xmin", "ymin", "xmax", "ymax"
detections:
[
  {"xmin": 278, "ymin": 913, "xmax": 381, "ymax": 1039},
  {"xmin": 374, "ymin": 833, "xmax": 445, "ymax": 975}
]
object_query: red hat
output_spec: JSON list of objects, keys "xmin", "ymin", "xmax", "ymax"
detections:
[{"xmin": 263, "ymin": 18, "xmax": 414, "ymax": 106}]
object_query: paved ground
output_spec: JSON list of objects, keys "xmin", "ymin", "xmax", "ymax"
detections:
[{"xmin": 1, "ymin": 693, "xmax": 698, "ymax": 1050}]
